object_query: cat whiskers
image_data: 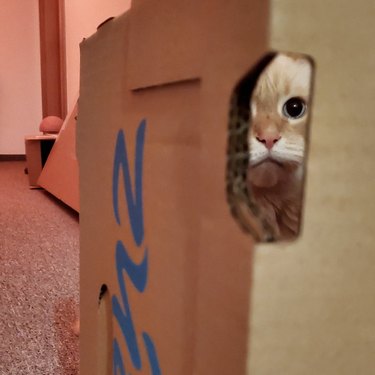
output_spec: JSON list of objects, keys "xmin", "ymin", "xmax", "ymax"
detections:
[
  {"xmin": 249, "ymin": 137, "xmax": 304, "ymax": 166},
  {"xmin": 271, "ymin": 139, "xmax": 304, "ymax": 164},
  {"xmin": 249, "ymin": 139, "xmax": 269, "ymax": 165},
  {"xmin": 271, "ymin": 149, "xmax": 304, "ymax": 164},
  {"xmin": 248, "ymin": 151, "xmax": 269, "ymax": 166}
]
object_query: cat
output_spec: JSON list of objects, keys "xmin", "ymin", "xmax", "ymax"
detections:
[{"xmin": 247, "ymin": 53, "xmax": 312, "ymax": 240}]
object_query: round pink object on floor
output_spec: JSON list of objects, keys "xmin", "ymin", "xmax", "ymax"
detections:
[{"xmin": 39, "ymin": 116, "xmax": 64, "ymax": 133}]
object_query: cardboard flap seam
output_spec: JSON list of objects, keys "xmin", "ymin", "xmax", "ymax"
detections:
[
  {"xmin": 131, "ymin": 77, "xmax": 201, "ymax": 92},
  {"xmin": 97, "ymin": 17, "xmax": 115, "ymax": 30}
]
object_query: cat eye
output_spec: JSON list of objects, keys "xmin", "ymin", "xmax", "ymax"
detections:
[
  {"xmin": 227, "ymin": 52, "xmax": 314, "ymax": 243},
  {"xmin": 282, "ymin": 97, "xmax": 306, "ymax": 119}
]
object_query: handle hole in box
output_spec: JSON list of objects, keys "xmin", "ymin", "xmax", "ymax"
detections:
[{"xmin": 227, "ymin": 51, "xmax": 315, "ymax": 243}]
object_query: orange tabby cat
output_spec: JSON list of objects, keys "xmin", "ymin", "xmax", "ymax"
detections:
[{"xmin": 248, "ymin": 53, "xmax": 312, "ymax": 239}]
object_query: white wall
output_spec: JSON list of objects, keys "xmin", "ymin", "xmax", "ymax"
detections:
[
  {"xmin": 0, "ymin": 1, "xmax": 42, "ymax": 154},
  {"xmin": 65, "ymin": 0, "xmax": 131, "ymax": 112}
]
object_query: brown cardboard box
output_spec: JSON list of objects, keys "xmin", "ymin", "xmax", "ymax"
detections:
[
  {"xmin": 78, "ymin": 1, "xmax": 375, "ymax": 374},
  {"xmin": 25, "ymin": 134, "xmax": 57, "ymax": 188},
  {"xmin": 38, "ymin": 103, "xmax": 79, "ymax": 211},
  {"xmin": 248, "ymin": 1, "xmax": 375, "ymax": 374},
  {"xmin": 77, "ymin": 0, "xmax": 268, "ymax": 374}
]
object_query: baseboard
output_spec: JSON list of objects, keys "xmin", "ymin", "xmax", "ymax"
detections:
[{"xmin": 0, "ymin": 154, "xmax": 26, "ymax": 161}]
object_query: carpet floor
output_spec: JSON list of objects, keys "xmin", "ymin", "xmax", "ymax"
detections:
[{"xmin": 0, "ymin": 161, "xmax": 79, "ymax": 374}]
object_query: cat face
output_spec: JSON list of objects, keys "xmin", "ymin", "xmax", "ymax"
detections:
[{"xmin": 248, "ymin": 54, "xmax": 312, "ymax": 187}]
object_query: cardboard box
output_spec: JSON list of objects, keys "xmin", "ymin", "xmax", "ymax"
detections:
[
  {"xmin": 248, "ymin": 1, "xmax": 375, "ymax": 374},
  {"xmin": 77, "ymin": 0, "xmax": 268, "ymax": 374},
  {"xmin": 38, "ymin": 102, "xmax": 79, "ymax": 211},
  {"xmin": 78, "ymin": 1, "xmax": 375, "ymax": 374},
  {"xmin": 25, "ymin": 134, "xmax": 57, "ymax": 188}
]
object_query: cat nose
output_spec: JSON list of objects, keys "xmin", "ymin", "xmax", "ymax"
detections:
[{"xmin": 256, "ymin": 134, "xmax": 281, "ymax": 150}]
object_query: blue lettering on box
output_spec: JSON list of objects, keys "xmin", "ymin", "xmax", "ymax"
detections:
[
  {"xmin": 112, "ymin": 122, "xmax": 145, "ymax": 245},
  {"xmin": 112, "ymin": 120, "xmax": 162, "ymax": 374}
]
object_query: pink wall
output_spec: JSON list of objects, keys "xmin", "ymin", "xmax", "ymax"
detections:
[
  {"xmin": 0, "ymin": 1, "xmax": 42, "ymax": 154},
  {"xmin": 65, "ymin": 0, "xmax": 131, "ymax": 112},
  {"xmin": 0, "ymin": 1, "xmax": 131, "ymax": 154}
]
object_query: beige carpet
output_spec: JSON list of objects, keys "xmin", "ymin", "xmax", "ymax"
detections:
[{"xmin": 0, "ymin": 161, "xmax": 79, "ymax": 374}]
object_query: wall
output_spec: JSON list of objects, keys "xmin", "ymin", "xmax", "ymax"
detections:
[
  {"xmin": 0, "ymin": 1, "xmax": 42, "ymax": 155},
  {"xmin": 0, "ymin": 1, "xmax": 132, "ymax": 154},
  {"xmin": 65, "ymin": 0, "xmax": 131, "ymax": 112}
]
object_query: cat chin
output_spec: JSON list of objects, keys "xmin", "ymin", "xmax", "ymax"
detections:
[
  {"xmin": 248, "ymin": 161, "xmax": 284, "ymax": 188},
  {"xmin": 248, "ymin": 159, "xmax": 301, "ymax": 188}
]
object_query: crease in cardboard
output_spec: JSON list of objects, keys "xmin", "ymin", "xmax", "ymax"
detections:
[{"xmin": 131, "ymin": 77, "xmax": 201, "ymax": 93}]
